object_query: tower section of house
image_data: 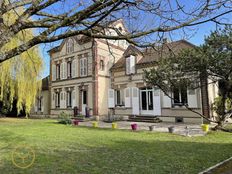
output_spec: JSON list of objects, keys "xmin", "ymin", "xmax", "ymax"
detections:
[
  {"xmin": 31, "ymin": 76, "xmax": 50, "ymax": 116},
  {"xmin": 49, "ymin": 19, "xmax": 128, "ymax": 117},
  {"xmin": 110, "ymin": 40, "xmax": 216, "ymax": 123}
]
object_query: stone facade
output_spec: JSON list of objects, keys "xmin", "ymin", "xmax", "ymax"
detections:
[{"xmin": 31, "ymin": 20, "xmax": 218, "ymax": 123}]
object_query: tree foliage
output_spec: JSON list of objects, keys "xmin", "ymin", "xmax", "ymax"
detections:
[
  {"xmin": 144, "ymin": 27, "xmax": 232, "ymax": 128},
  {"xmin": 0, "ymin": 8, "xmax": 43, "ymax": 115}
]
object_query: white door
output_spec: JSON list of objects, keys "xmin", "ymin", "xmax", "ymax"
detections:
[
  {"xmin": 140, "ymin": 88, "xmax": 154, "ymax": 115},
  {"xmin": 82, "ymin": 90, "xmax": 87, "ymax": 115}
]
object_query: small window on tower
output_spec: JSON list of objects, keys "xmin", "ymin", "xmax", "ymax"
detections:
[{"xmin": 99, "ymin": 60, "xmax": 105, "ymax": 71}]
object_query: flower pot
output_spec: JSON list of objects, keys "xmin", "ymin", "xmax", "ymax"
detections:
[
  {"xmin": 201, "ymin": 124, "xmax": 209, "ymax": 132},
  {"xmin": 149, "ymin": 125, "xmax": 155, "ymax": 131},
  {"xmin": 112, "ymin": 122, "xmax": 117, "ymax": 129},
  {"xmin": 92, "ymin": 121, "xmax": 98, "ymax": 128},
  {"xmin": 168, "ymin": 126, "xmax": 174, "ymax": 133},
  {"xmin": 73, "ymin": 120, "xmax": 79, "ymax": 126},
  {"xmin": 131, "ymin": 123, "xmax": 138, "ymax": 131}
]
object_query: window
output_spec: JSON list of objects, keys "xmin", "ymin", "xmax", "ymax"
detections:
[
  {"xmin": 99, "ymin": 60, "xmax": 105, "ymax": 71},
  {"xmin": 126, "ymin": 55, "xmax": 135, "ymax": 75},
  {"xmin": 173, "ymin": 85, "xmax": 188, "ymax": 106},
  {"xmin": 56, "ymin": 64, "xmax": 60, "ymax": 80},
  {"xmin": 66, "ymin": 39, "xmax": 74, "ymax": 54},
  {"xmin": 67, "ymin": 61, "xmax": 72, "ymax": 78},
  {"xmin": 55, "ymin": 92, "xmax": 60, "ymax": 108},
  {"xmin": 67, "ymin": 91, "xmax": 72, "ymax": 108},
  {"xmin": 83, "ymin": 90, "xmax": 87, "ymax": 105},
  {"xmin": 115, "ymin": 89, "xmax": 124, "ymax": 106},
  {"xmin": 80, "ymin": 58, "xmax": 87, "ymax": 77},
  {"xmin": 37, "ymin": 97, "xmax": 42, "ymax": 111}
]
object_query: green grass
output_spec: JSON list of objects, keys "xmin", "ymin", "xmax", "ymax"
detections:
[{"xmin": 0, "ymin": 118, "xmax": 231, "ymax": 174}]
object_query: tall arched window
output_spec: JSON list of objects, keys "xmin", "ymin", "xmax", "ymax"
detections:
[{"xmin": 66, "ymin": 38, "xmax": 74, "ymax": 54}]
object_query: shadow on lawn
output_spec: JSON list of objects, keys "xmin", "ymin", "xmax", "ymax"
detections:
[{"xmin": 0, "ymin": 134, "xmax": 231, "ymax": 174}]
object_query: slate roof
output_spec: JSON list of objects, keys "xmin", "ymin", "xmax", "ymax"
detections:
[{"xmin": 111, "ymin": 40, "xmax": 196, "ymax": 70}]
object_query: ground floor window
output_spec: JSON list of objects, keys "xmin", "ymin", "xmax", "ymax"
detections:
[
  {"xmin": 67, "ymin": 91, "xmax": 72, "ymax": 108},
  {"xmin": 115, "ymin": 89, "xmax": 124, "ymax": 106},
  {"xmin": 82, "ymin": 90, "xmax": 87, "ymax": 105},
  {"xmin": 140, "ymin": 88, "xmax": 153, "ymax": 111},
  {"xmin": 172, "ymin": 85, "xmax": 188, "ymax": 106},
  {"xmin": 37, "ymin": 97, "xmax": 42, "ymax": 111},
  {"xmin": 55, "ymin": 92, "xmax": 60, "ymax": 108}
]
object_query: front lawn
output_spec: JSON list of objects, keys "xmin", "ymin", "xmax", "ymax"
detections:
[{"xmin": 0, "ymin": 118, "xmax": 231, "ymax": 174}]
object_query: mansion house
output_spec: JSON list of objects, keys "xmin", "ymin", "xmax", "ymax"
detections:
[{"xmin": 32, "ymin": 19, "xmax": 218, "ymax": 123}]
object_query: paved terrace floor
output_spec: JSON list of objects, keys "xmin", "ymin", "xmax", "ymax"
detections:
[{"xmin": 78, "ymin": 121, "xmax": 207, "ymax": 137}]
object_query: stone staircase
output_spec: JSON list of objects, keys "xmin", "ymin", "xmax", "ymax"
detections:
[{"xmin": 128, "ymin": 115, "xmax": 162, "ymax": 123}]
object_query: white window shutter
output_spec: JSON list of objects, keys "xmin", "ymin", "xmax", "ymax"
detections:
[
  {"xmin": 80, "ymin": 59, "xmax": 83, "ymax": 76},
  {"xmin": 72, "ymin": 59, "xmax": 76, "ymax": 78},
  {"xmin": 153, "ymin": 89, "xmax": 161, "ymax": 115},
  {"xmin": 162, "ymin": 92, "xmax": 172, "ymax": 108},
  {"xmin": 72, "ymin": 89, "xmax": 76, "ymax": 108},
  {"xmin": 63, "ymin": 92, "xmax": 66, "ymax": 108},
  {"xmin": 51, "ymin": 92, "xmax": 55, "ymax": 109},
  {"xmin": 84, "ymin": 58, "xmax": 87, "ymax": 76},
  {"xmin": 108, "ymin": 89, "xmax": 115, "ymax": 108},
  {"xmin": 60, "ymin": 63, "xmax": 64, "ymax": 80},
  {"xmin": 187, "ymin": 89, "xmax": 198, "ymax": 108},
  {"xmin": 132, "ymin": 87, "xmax": 139, "ymax": 115},
  {"xmin": 126, "ymin": 58, "xmax": 130, "ymax": 75},
  {"xmin": 63, "ymin": 61, "xmax": 67, "ymax": 79},
  {"xmin": 124, "ymin": 87, "xmax": 131, "ymax": 107},
  {"xmin": 60, "ymin": 92, "xmax": 63, "ymax": 108},
  {"xmin": 130, "ymin": 55, "xmax": 135, "ymax": 74},
  {"xmin": 52, "ymin": 65, "xmax": 56, "ymax": 81}
]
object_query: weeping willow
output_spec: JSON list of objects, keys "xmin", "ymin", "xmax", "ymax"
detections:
[{"xmin": 0, "ymin": 8, "xmax": 43, "ymax": 115}]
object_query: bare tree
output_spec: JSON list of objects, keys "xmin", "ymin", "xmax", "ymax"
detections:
[{"xmin": 0, "ymin": 0, "xmax": 231, "ymax": 62}]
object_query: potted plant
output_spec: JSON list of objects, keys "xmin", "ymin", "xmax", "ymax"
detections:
[
  {"xmin": 201, "ymin": 124, "xmax": 209, "ymax": 132},
  {"xmin": 168, "ymin": 126, "xmax": 174, "ymax": 133},
  {"xmin": 73, "ymin": 120, "xmax": 79, "ymax": 126},
  {"xmin": 131, "ymin": 123, "xmax": 138, "ymax": 131},
  {"xmin": 92, "ymin": 121, "xmax": 98, "ymax": 128},
  {"xmin": 112, "ymin": 122, "xmax": 117, "ymax": 129}
]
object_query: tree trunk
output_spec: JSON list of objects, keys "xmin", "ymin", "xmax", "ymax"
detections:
[{"xmin": 200, "ymin": 71, "xmax": 210, "ymax": 123}]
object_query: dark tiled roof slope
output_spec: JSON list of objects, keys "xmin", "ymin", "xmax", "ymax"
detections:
[{"xmin": 111, "ymin": 40, "xmax": 195, "ymax": 70}]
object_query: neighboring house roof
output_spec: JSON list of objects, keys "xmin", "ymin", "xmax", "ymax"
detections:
[
  {"xmin": 111, "ymin": 40, "xmax": 195, "ymax": 70},
  {"xmin": 42, "ymin": 76, "xmax": 49, "ymax": 90}
]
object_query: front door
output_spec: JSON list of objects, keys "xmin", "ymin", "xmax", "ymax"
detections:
[
  {"xmin": 82, "ymin": 90, "xmax": 87, "ymax": 115},
  {"xmin": 140, "ymin": 88, "xmax": 154, "ymax": 115}
]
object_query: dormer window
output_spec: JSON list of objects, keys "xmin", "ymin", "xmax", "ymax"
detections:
[
  {"xmin": 126, "ymin": 55, "xmax": 135, "ymax": 75},
  {"xmin": 66, "ymin": 39, "xmax": 74, "ymax": 54}
]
